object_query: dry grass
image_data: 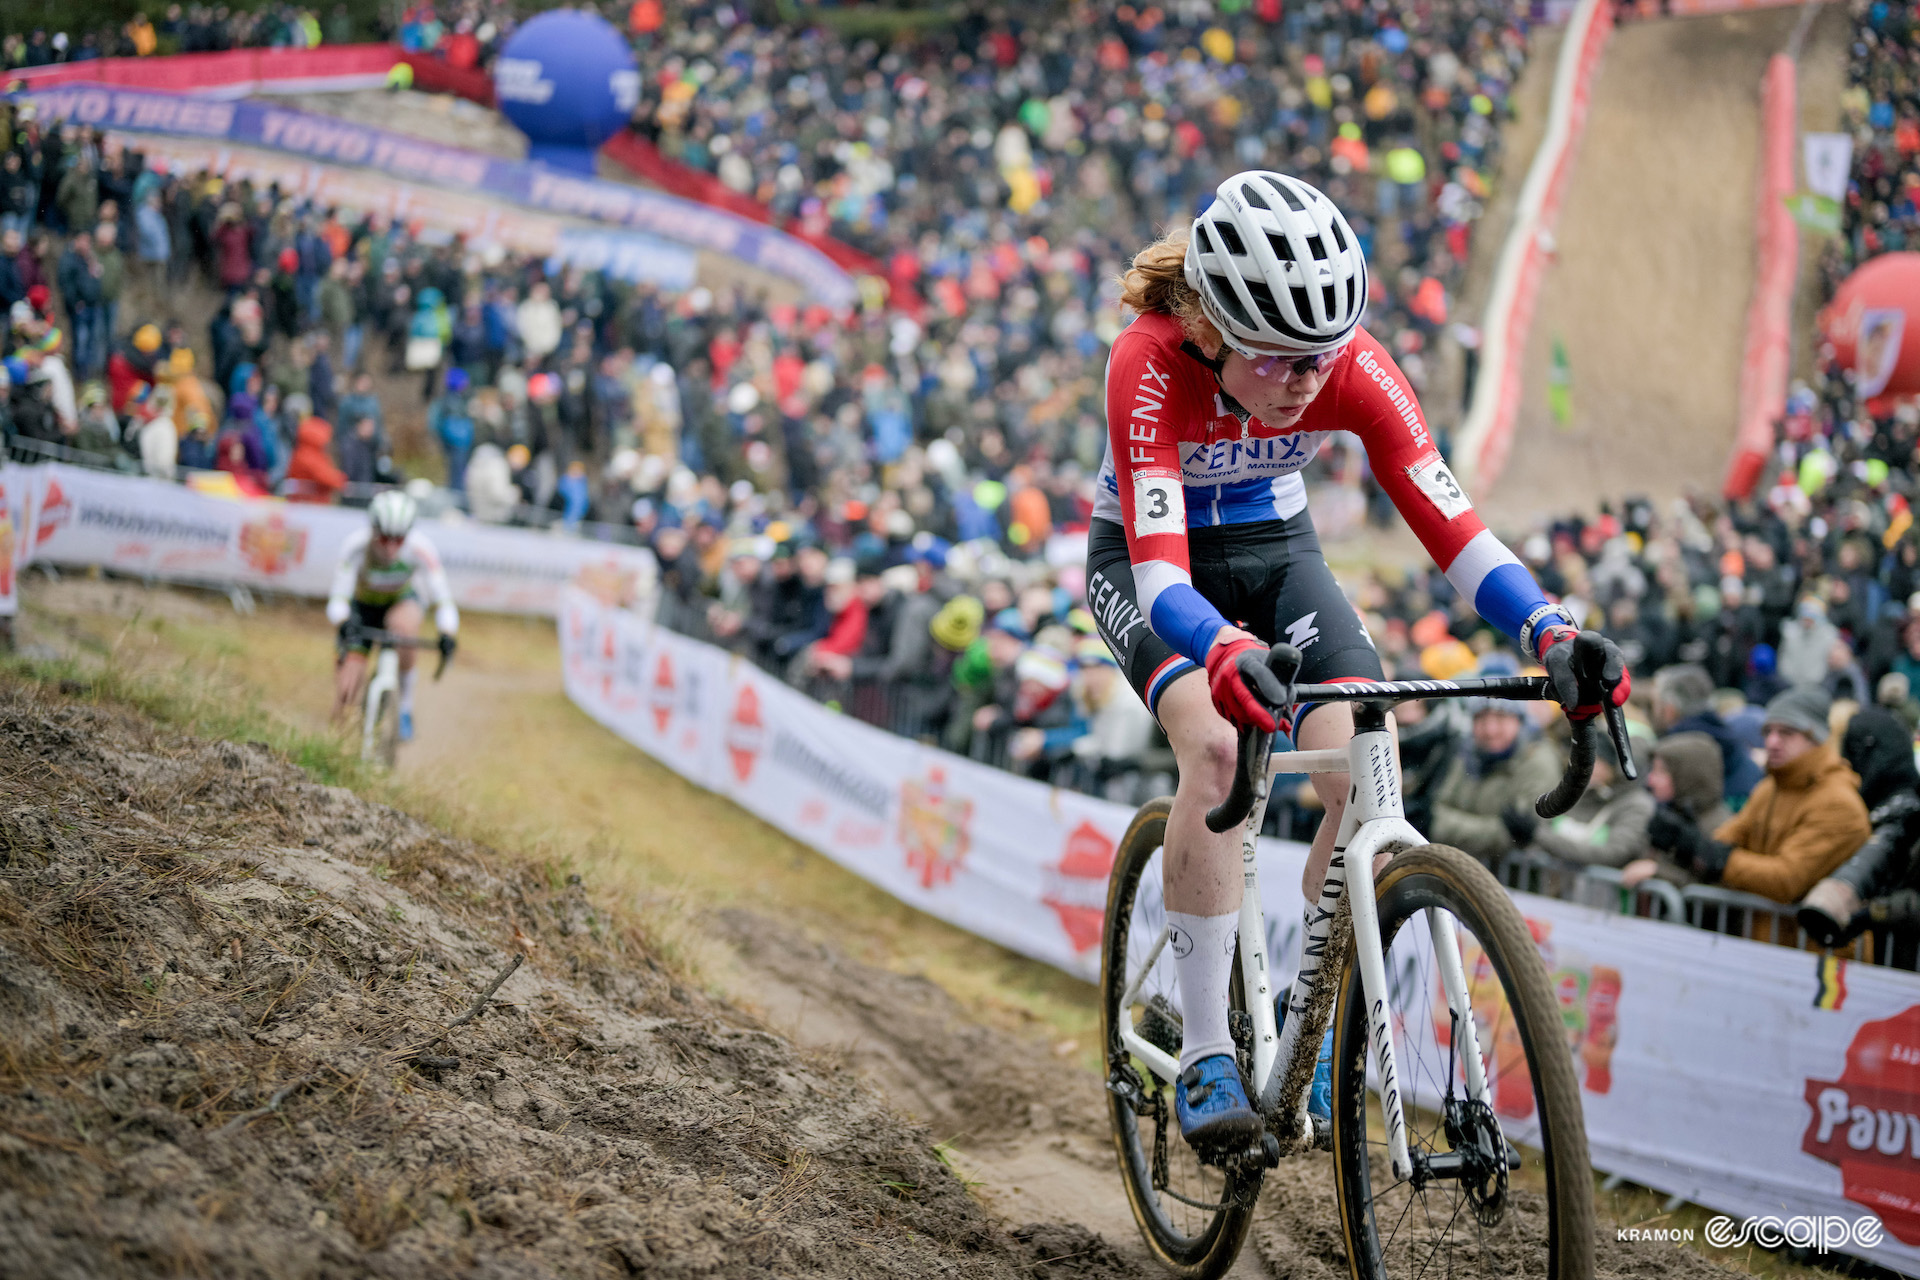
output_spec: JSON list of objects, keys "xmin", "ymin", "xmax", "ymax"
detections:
[{"xmin": 19, "ymin": 577, "xmax": 1101, "ymax": 1049}]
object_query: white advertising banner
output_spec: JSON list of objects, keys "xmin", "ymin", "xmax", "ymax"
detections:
[
  {"xmin": 560, "ymin": 587, "xmax": 1920, "ymax": 1274},
  {"xmin": 19, "ymin": 464, "xmax": 655, "ymax": 616}
]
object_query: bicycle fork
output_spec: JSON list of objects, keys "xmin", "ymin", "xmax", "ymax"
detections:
[{"xmin": 1237, "ymin": 712, "xmax": 1490, "ymax": 1183}]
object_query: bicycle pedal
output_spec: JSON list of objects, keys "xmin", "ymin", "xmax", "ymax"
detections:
[{"xmin": 1192, "ymin": 1126, "xmax": 1267, "ymax": 1169}]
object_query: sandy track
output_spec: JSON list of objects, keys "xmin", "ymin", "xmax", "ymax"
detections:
[{"xmin": 1483, "ymin": 7, "xmax": 1842, "ymax": 525}]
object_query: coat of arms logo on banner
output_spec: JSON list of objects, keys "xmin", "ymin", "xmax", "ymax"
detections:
[
  {"xmin": 239, "ymin": 513, "xmax": 309, "ymax": 575},
  {"xmin": 898, "ymin": 767, "xmax": 971, "ymax": 889}
]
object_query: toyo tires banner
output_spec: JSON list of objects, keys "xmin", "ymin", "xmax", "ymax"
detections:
[
  {"xmin": 560, "ymin": 586, "xmax": 1920, "ymax": 1275},
  {"xmin": 9, "ymin": 464, "xmax": 655, "ymax": 616}
]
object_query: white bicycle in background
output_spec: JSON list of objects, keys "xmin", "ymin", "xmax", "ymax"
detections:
[
  {"xmin": 1103, "ymin": 638, "xmax": 1633, "ymax": 1280},
  {"xmin": 341, "ymin": 625, "xmax": 451, "ymax": 766}
]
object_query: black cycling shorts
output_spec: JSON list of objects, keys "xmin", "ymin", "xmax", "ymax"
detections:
[
  {"xmin": 1085, "ymin": 513, "xmax": 1383, "ymax": 728},
  {"xmin": 337, "ymin": 601, "xmax": 391, "ymax": 657}
]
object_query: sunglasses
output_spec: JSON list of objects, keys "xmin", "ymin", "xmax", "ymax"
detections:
[{"xmin": 1245, "ymin": 346, "xmax": 1344, "ymax": 382}]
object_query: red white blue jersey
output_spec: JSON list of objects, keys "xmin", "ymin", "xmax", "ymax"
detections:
[{"xmin": 1093, "ymin": 312, "xmax": 1564, "ymax": 665}]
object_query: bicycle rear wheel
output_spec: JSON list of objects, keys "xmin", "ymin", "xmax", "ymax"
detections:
[
  {"xmin": 1329, "ymin": 845, "xmax": 1593, "ymax": 1280},
  {"xmin": 1100, "ymin": 797, "xmax": 1262, "ymax": 1280}
]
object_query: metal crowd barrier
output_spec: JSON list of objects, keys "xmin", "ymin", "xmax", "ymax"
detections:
[
  {"xmin": 1494, "ymin": 849, "xmax": 1685, "ymax": 921},
  {"xmin": 1679, "ymin": 883, "xmax": 1810, "ymax": 949},
  {"xmin": 1496, "ymin": 848, "xmax": 1888, "ymax": 962}
]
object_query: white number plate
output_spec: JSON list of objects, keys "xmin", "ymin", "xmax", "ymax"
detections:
[
  {"xmin": 1409, "ymin": 455, "xmax": 1472, "ymax": 520},
  {"xmin": 1132, "ymin": 473, "xmax": 1185, "ymax": 537}
]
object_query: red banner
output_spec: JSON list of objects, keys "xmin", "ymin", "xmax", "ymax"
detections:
[
  {"xmin": 1724, "ymin": 54, "xmax": 1798, "ymax": 499},
  {"xmin": 6, "ymin": 44, "xmax": 396, "ymax": 96}
]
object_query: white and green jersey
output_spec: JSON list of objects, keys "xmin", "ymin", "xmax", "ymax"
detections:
[{"xmin": 325, "ymin": 527, "xmax": 459, "ymax": 635}]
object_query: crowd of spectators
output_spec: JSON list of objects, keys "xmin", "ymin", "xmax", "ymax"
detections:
[
  {"xmin": 2, "ymin": 4, "xmax": 354, "ymax": 67},
  {"xmin": 7, "ymin": 0, "xmax": 1920, "ymax": 967}
]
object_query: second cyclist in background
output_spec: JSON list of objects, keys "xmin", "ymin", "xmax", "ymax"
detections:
[{"xmin": 327, "ymin": 490, "xmax": 459, "ymax": 740}]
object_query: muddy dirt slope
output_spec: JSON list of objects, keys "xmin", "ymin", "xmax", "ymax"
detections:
[
  {"xmin": 0, "ymin": 679, "xmax": 1134, "ymax": 1279},
  {"xmin": 1484, "ymin": 6, "xmax": 1846, "ymax": 525}
]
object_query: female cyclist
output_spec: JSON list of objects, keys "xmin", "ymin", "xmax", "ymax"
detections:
[{"xmin": 1086, "ymin": 170, "xmax": 1630, "ymax": 1149}]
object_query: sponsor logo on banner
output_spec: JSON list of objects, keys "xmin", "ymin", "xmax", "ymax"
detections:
[
  {"xmin": 899, "ymin": 767, "xmax": 971, "ymax": 889},
  {"xmin": 727, "ymin": 683, "xmax": 763, "ymax": 782},
  {"xmin": 1438, "ymin": 918, "xmax": 1621, "ymax": 1116},
  {"xmin": 649, "ymin": 651, "xmax": 674, "ymax": 733},
  {"xmin": 238, "ymin": 513, "xmax": 309, "ymax": 575},
  {"xmin": 1042, "ymin": 819, "xmax": 1115, "ymax": 953},
  {"xmin": 1803, "ymin": 1005, "xmax": 1920, "ymax": 1242},
  {"xmin": 35, "ymin": 478, "xmax": 70, "ymax": 546}
]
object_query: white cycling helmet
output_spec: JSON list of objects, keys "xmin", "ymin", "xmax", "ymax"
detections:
[
  {"xmin": 368, "ymin": 490, "xmax": 418, "ymax": 539},
  {"xmin": 1184, "ymin": 171, "xmax": 1369, "ymax": 356}
]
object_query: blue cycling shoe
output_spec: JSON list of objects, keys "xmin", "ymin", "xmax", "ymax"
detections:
[
  {"xmin": 1175, "ymin": 1053, "xmax": 1263, "ymax": 1149},
  {"xmin": 1277, "ymin": 997, "xmax": 1334, "ymax": 1123},
  {"xmin": 398, "ymin": 710, "xmax": 415, "ymax": 742}
]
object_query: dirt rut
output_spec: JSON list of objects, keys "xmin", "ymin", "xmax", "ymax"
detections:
[{"xmin": 0, "ymin": 681, "xmax": 1134, "ymax": 1278}]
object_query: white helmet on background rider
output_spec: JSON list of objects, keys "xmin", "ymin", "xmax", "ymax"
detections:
[
  {"xmin": 1184, "ymin": 171, "xmax": 1369, "ymax": 357},
  {"xmin": 368, "ymin": 490, "xmax": 418, "ymax": 540}
]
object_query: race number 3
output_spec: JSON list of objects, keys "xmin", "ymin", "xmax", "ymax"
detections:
[
  {"xmin": 1409, "ymin": 455, "xmax": 1472, "ymax": 520},
  {"xmin": 1132, "ymin": 472, "xmax": 1185, "ymax": 538}
]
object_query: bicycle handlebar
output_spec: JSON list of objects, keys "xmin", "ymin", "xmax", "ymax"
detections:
[
  {"xmin": 340, "ymin": 624, "xmax": 455, "ymax": 680},
  {"xmin": 1203, "ymin": 643, "xmax": 1636, "ymax": 833}
]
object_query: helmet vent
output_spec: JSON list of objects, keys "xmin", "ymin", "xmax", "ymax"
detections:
[
  {"xmin": 1215, "ymin": 221, "xmax": 1247, "ymax": 256},
  {"xmin": 1209, "ymin": 274, "xmax": 1257, "ymax": 330},
  {"xmin": 1266, "ymin": 232, "xmax": 1294, "ymax": 262},
  {"xmin": 1276, "ymin": 182, "xmax": 1308, "ymax": 212},
  {"xmin": 1240, "ymin": 182, "xmax": 1271, "ymax": 211}
]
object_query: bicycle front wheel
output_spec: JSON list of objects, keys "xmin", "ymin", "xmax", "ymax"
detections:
[
  {"xmin": 1099, "ymin": 797, "xmax": 1261, "ymax": 1280},
  {"xmin": 1329, "ymin": 845, "xmax": 1593, "ymax": 1280},
  {"xmin": 372, "ymin": 686, "xmax": 400, "ymax": 767}
]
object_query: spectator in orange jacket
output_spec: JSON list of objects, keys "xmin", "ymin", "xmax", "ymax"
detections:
[{"xmin": 285, "ymin": 414, "xmax": 347, "ymax": 503}]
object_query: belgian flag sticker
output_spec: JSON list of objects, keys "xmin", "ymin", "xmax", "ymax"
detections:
[{"xmin": 1814, "ymin": 954, "xmax": 1848, "ymax": 1011}]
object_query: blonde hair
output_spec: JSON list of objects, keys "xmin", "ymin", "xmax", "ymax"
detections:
[{"xmin": 1117, "ymin": 229, "xmax": 1221, "ymax": 348}]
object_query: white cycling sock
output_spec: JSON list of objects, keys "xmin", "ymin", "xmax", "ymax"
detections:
[
  {"xmin": 1169, "ymin": 909, "xmax": 1239, "ymax": 1072},
  {"xmin": 399, "ymin": 667, "xmax": 419, "ymax": 716}
]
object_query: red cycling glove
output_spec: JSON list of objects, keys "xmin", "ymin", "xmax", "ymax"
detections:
[{"xmin": 1206, "ymin": 637, "xmax": 1281, "ymax": 734}]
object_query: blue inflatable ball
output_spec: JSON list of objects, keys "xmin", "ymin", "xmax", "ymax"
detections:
[{"xmin": 493, "ymin": 10, "xmax": 641, "ymax": 174}]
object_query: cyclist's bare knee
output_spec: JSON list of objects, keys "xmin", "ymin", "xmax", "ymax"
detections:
[{"xmin": 1159, "ymin": 677, "xmax": 1238, "ymax": 802}]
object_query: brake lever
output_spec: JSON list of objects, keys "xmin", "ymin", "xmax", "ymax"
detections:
[{"xmin": 1604, "ymin": 702, "xmax": 1637, "ymax": 780}]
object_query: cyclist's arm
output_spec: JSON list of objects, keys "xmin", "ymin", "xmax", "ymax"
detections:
[
  {"xmin": 326, "ymin": 530, "xmax": 365, "ymax": 627},
  {"xmin": 410, "ymin": 533, "xmax": 459, "ymax": 636},
  {"xmin": 1105, "ymin": 330, "xmax": 1234, "ymax": 665},
  {"xmin": 1330, "ymin": 333, "xmax": 1573, "ymax": 661}
]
